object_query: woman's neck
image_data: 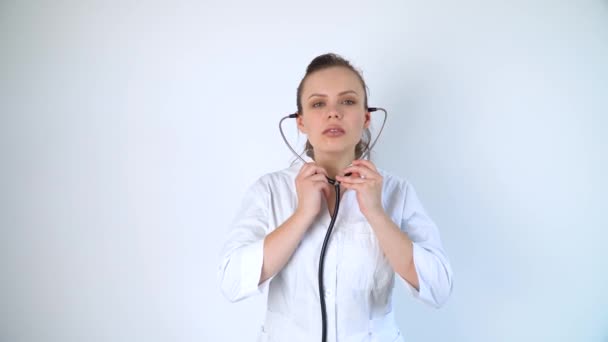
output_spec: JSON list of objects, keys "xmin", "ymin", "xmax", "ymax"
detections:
[{"xmin": 312, "ymin": 151, "xmax": 356, "ymax": 180}]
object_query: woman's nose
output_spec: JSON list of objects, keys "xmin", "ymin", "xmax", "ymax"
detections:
[{"xmin": 327, "ymin": 106, "xmax": 342, "ymax": 119}]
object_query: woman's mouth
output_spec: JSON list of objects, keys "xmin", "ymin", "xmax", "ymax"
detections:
[{"xmin": 323, "ymin": 127, "xmax": 345, "ymax": 137}]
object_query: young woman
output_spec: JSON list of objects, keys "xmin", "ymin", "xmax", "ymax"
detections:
[{"xmin": 219, "ymin": 53, "xmax": 453, "ymax": 342}]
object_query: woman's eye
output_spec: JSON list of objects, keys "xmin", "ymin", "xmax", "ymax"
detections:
[
  {"xmin": 343, "ymin": 99, "xmax": 356, "ymax": 105},
  {"xmin": 312, "ymin": 102, "xmax": 324, "ymax": 108}
]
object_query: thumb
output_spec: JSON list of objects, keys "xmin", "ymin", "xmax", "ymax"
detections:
[{"xmin": 322, "ymin": 183, "xmax": 332, "ymax": 197}]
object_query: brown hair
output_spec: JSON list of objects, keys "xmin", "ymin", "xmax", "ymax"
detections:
[{"xmin": 296, "ymin": 53, "xmax": 371, "ymax": 159}]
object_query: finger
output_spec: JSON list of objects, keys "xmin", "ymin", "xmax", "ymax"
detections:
[
  {"xmin": 321, "ymin": 184, "xmax": 331, "ymax": 198},
  {"xmin": 313, "ymin": 180, "xmax": 332, "ymax": 192},
  {"xmin": 303, "ymin": 163, "xmax": 328, "ymax": 176},
  {"xmin": 300, "ymin": 163, "xmax": 326, "ymax": 178},
  {"xmin": 350, "ymin": 161, "xmax": 376, "ymax": 174},
  {"xmin": 340, "ymin": 165, "xmax": 377, "ymax": 179},
  {"xmin": 300, "ymin": 162, "xmax": 316, "ymax": 175},
  {"xmin": 339, "ymin": 182, "xmax": 363, "ymax": 191},
  {"xmin": 336, "ymin": 175, "xmax": 367, "ymax": 184},
  {"xmin": 310, "ymin": 165, "xmax": 329, "ymax": 178},
  {"xmin": 297, "ymin": 163, "xmax": 310, "ymax": 178},
  {"xmin": 352, "ymin": 159, "xmax": 378, "ymax": 172},
  {"xmin": 309, "ymin": 173, "xmax": 329, "ymax": 183}
]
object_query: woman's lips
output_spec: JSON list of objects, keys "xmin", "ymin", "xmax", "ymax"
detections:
[{"xmin": 323, "ymin": 127, "xmax": 345, "ymax": 137}]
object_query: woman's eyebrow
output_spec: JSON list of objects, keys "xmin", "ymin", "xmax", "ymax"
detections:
[{"xmin": 307, "ymin": 90, "xmax": 358, "ymax": 99}]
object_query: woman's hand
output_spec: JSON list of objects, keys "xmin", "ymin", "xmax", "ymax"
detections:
[
  {"xmin": 336, "ymin": 159, "xmax": 385, "ymax": 219},
  {"xmin": 294, "ymin": 163, "xmax": 331, "ymax": 221}
]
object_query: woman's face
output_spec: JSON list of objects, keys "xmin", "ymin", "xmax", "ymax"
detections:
[{"xmin": 297, "ymin": 66, "xmax": 370, "ymax": 158}]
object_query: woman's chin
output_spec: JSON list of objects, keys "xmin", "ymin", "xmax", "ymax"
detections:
[{"xmin": 313, "ymin": 146, "xmax": 356, "ymax": 158}]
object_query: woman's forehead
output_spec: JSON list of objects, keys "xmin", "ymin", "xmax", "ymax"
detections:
[{"xmin": 302, "ymin": 66, "xmax": 365, "ymax": 97}]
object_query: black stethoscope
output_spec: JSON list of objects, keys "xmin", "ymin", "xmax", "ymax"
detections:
[{"xmin": 279, "ymin": 107, "xmax": 388, "ymax": 342}]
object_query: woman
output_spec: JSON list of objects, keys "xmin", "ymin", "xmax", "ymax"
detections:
[{"xmin": 218, "ymin": 53, "xmax": 453, "ymax": 342}]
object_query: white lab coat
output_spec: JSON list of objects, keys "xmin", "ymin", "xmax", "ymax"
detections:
[{"xmin": 218, "ymin": 156, "xmax": 453, "ymax": 341}]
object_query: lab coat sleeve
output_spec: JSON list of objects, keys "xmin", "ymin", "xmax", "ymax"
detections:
[
  {"xmin": 218, "ymin": 177, "xmax": 273, "ymax": 303},
  {"xmin": 399, "ymin": 181, "xmax": 453, "ymax": 308}
]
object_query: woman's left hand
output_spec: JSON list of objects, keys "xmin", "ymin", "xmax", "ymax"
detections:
[{"xmin": 336, "ymin": 159, "xmax": 385, "ymax": 219}]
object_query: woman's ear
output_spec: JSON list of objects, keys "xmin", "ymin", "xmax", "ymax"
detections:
[
  {"xmin": 297, "ymin": 113, "xmax": 307, "ymax": 134},
  {"xmin": 364, "ymin": 111, "xmax": 371, "ymax": 129}
]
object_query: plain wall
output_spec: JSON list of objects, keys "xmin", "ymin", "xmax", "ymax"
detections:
[{"xmin": 1, "ymin": 1, "xmax": 607, "ymax": 341}]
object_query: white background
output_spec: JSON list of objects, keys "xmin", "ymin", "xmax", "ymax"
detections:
[{"xmin": 1, "ymin": 1, "xmax": 607, "ymax": 341}]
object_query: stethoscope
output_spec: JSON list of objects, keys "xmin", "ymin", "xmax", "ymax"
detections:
[{"xmin": 278, "ymin": 107, "xmax": 388, "ymax": 342}]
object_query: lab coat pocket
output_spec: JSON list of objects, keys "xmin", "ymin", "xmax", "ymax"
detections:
[
  {"xmin": 339, "ymin": 221, "xmax": 376, "ymax": 291},
  {"xmin": 391, "ymin": 330, "xmax": 404, "ymax": 342},
  {"xmin": 370, "ymin": 311, "xmax": 403, "ymax": 342},
  {"xmin": 257, "ymin": 325, "xmax": 269, "ymax": 342}
]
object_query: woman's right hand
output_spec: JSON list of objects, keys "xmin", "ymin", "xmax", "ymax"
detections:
[{"xmin": 294, "ymin": 163, "xmax": 331, "ymax": 221}]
